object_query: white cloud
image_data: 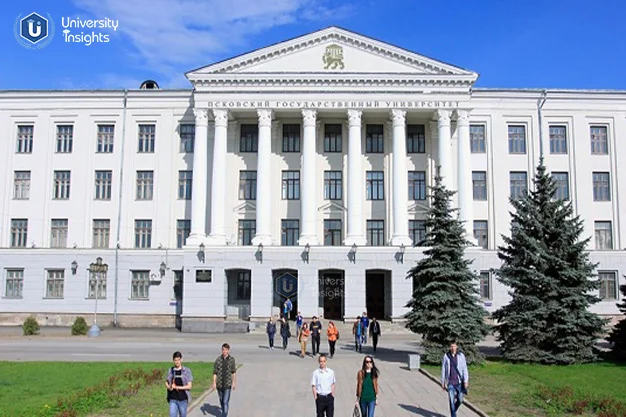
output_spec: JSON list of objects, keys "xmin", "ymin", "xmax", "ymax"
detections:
[{"xmin": 71, "ymin": 0, "xmax": 353, "ymax": 87}]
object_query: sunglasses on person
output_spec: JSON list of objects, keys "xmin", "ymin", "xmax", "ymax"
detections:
[{"xmin": 365, "ymin": 360, "xmax": 373, "ymax": 363}]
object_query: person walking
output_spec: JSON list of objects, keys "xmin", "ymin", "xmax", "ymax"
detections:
[
  {"xmin": 311, "ymin": 353, "xmax": 335, "ymax": 417},
  {"xmin": 326, "ymin": 321, "xmax": 339, "ymax": 358},
  {"xmin": 284, "ymin": 297, "xmax": 293, "ymax": 319},
  {"xmin": 360, "ymin": 312, "xmax": 370, "ymax": 345},
  {"xmin": 296, "ymin": 311, "xmax": 303, "ymax": 335},
  {"xmin": 441, "ymin": 341, "xmax": 469, "ymax": 417},
  {"xmin": 212, "ymin": 343, "xmax": 237, "ymax": 417},
  {"xmin": 266, "ymin": 317, "xmax": 277, "ymax": 350},
  {"xmin": 299, "ymin": 322, "xmax": 310, "ymax": 358},
  {"xmin": 310, "ymin": 316, "xmax": 323, "ymax": 356},
  {"xmin": 356, "ymin": 355, "xmax": 379, "ymax": 417},
  {"xmin": 280, "ymin": 317, "xmax": 291, "ymax": 350},
  {"xmin": 165, "ymin": 351, "xmax": 193, "ymax": 417},
  {"xmin": 369, "ymin": 317, "xmax": 381, "ymax": 352},
  {"xmin": 352, "ymin": 316, "xmax": 363, "ymax": 353}
]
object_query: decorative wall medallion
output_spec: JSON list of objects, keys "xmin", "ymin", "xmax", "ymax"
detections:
[{"xmin": 323, "ymin": 44, "xmax": 345, "ymax": 70}]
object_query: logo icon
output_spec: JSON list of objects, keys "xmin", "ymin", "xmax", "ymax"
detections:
[
  {"xmin": 323, "ymin": 44, "xmax": 345, "ymax": 70},
  {"xmin": 275, "ymin": 273, "xmax": 298, "ymax": 299},
  {"xmin": 15, "ymin": 12, "xmax": 55, "ymax": 49}
]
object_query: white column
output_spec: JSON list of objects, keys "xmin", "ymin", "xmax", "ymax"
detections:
[
  {"xmin": 206, "ymin": 109, "xmax": 228, "ymax": 245},
  {"xmin": 456, "ymin": 109, "xmax": 475, "ymax": 242},
  {"xmin": 300, "ymin": 109, "xmax": 319, "ymax": 245},
  {"xmin": 252, "ymin": 109, "xmax": 273, "ymax": 246},
  {"xmin": 344, "ymin": 109, "xmax": 366, "ymax": 246},
  {"xmin": 437, "ymin": 109, "xmax": 453, "ymax": 189},
  {"xmin": 390, "ymin": 109, "xmax": 412, "ymax": 246},
  {"xmin": 186, "ymin": 108, "xmax": 208, "ymax": 245}
]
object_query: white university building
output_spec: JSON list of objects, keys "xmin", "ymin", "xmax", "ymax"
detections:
[{"xmin": 1, "ymin": 27, "xmax": 624, "ymax": 331}]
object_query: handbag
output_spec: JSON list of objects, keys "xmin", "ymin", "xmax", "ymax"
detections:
[
  {"xmin": 166, "ymin": 367, "xmax": 174, "ymax": 403},
  {"xmin": 352, "ymin": 404, "xmax": 361, "ymax": 417}
]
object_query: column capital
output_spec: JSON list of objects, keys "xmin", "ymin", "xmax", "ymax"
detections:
[
  {"xmin": 302, "ymin": 109, "xmax": 317, "ymax": 126},
  {"xmin": 436, "ymin": 109, "xmax": 452, "ymax": 126},
  {"xmin": 212, "ymin": 109, "xmax": 229, "ymax": 127},
  {"xmin": 347, "ymin": 109, "xmax": 362, "ymax": 127},
  {"xmin": 455, "ymin": 109, "xmax": 470, "ymax": 127},
  {"xmin": 390, "ymin": 109, "xmax": 406, "ymax": 127},
  {"xmin": 257, "ymin": 109, "xmax": 273, "ymax": 127},
  {"xmin": 193, "ymin": 108, "xmax": 209, "ymax": 127}
]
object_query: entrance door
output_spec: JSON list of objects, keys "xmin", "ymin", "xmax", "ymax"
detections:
[
  {"xmin": 173, "ymin": 270, "xmax": 183, "ymax": 330},
  {"xmin": 366, "ymin": 272, "xmax": 385, "ymax": 320},
  {"xmin": 319, "ymin": 271, "xmax": 344, "ymax": 320},
  {"xmin": 273, "ymin": 269, "xmax": 298, "ymax": 320}
]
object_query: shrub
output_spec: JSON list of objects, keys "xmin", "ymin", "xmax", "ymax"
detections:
[
  {"xmin": 71, "ymin": 317, "xmax": 89, "ymax": 336},
  {"xmin": 22, "ymin": 316, "xmax": 40, "ymax": 336}
]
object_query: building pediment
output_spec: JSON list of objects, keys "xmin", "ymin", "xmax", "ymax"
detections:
[
  {"xmin": 318, "ymin": 201, "xmax": 346, "ymax": 215},
  {"xmin": 233, "ymin": 201, "xmax": 256, "ymax": 214},
  {"xmin": 408, "ymin": 201, "xmax": 429, "ymax": 215}
]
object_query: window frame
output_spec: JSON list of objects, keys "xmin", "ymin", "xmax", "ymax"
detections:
[
  {"xmin": 592, "ymin": 172, "xmax": 611, "ymax": 201},
  {"xmin": 406, "ymin": 124, "xmax": 426, "ymax": 154},
  {"xmin": 470, "ymin": 124, "xmax": 486, "ymax": 153},
  {"xmin": 549, "ymin": 125, "xmax": 568, "ymax": 154},
  {"xmin": 96, "ymin": 124, "xmax": 115, "ymax": 153},
  {"xmin": 323, "ymin": 219, "xmax": 342, "ymax": 246},
  {"xmin": 46, "ymin": 269, "xmax": 65, "ymax": 299},
  {"xmin": 130, "ymin": 270, "xmax": 150, "ymax": 300},
  {"xmin": 365, "ymin": 124, "xmax": 384, "ymax": 153},
  {"xmin": 282, "ymin": 124, "xmax": 301, "ymax": 153},
  {"xmin": 281, "ymin": 170, "xmax": 300, "ymax": 200},
  {"xmin": 324, "ymin": 124, "xmax": 342, "ymax": 153},
  {"xmin": 366, "ymin": 220, "xmax": 385, "ymax": 246},
  {"xmin": 56, "ymin": 125, "xmax": 74, "ymax": 154},
  {"xmin": 179, "ymin": 123, "xmax": 195, "ymax": 153},
  {"xmin": 137, "ymin": 124, "xmax": 156, "ymax": 153},
  {"xmin": 366, "ymin": 171, "xmax": 385, "ymax": 201},
  {"xmin": 134, "ymin": 219, "xmax": 152, "ymax": 249},
  {"xmin": 240, "ymin": 124, "xmax": 258, "ymax": 153},
  {"xmin": 16, "ymin": 125, "xmax": 34, "ymax": 154},
  {"xmin": 508, "ymin": 125, "xmax": 527, "ymax": 154}
]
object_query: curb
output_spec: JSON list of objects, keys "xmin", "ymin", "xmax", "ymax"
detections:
[{"xmin": 418, "ymin": 368, "xmax": 490, "ymax": 417}]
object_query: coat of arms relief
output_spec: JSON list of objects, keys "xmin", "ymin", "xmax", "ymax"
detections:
[{"xmin": 323, "ymin": 44, "xmax": 345, "ymax": 69}]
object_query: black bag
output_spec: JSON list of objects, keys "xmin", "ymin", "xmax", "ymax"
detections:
[
  {"xmin": 352, "ymin": 404, "xmax": 361, "ymax": 417},
  {"xmin": 166, "ymin": 366, "xmax": 174, "ymax": 403}
]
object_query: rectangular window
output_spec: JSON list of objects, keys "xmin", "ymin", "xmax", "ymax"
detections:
[
  {"xmin": 131, "ymin": 271, "xmax": 150, "ymax": 299},
  {"xmin": 592, "ymin": 172, "xmax": 610, "ymax": 201},
  {"xmin": 134, "ymin": 219, "xmax": 152, "ymax": 248},
  {"xmin": 16, "ymin": 125, "xmax": 34, "ymax": 153},
  {"xmin": 510, "ymin": 171, "xmax": 528, "ymax": 199},
  {"xmin": 237, "ymin": 271, "xmax": 251, "ymax": 300},
  {"xmin": 180, "ymin": 124, "xmax": 195, "ymax": 153},
  {"xmin": 46, "ymin": 270, "xmax": 64, "ymax": 299},
  {"xmin": 97, "ymin": 124, "xmax": 114, "ymax": 153},
  {"xmin": 472, "ymin": 171, "xmax": 487, "ymax": 201},
  {"xmin": 50, "ymin": 219, "xmax": 68, "ymax": 248},
  {"xmin": 324, "ymin": 171, "xmax": 342, "ymax": 200},
  {"xmin": 473, "ymin": 220, "xmax": 488, "ymax": 249},
  {"xmin": 5, "ymin": 269, "xmax": 24, "ymax": 298},
  {"xmin": 53, "ymin": 171, "xmax": 71, "ymax": 199},
  {"xmin": 407, "ymin": 124, "xmax": 425, "ymax": 153},
  {"xmin": 92, "ymin": 219, "xmax": 110, "ymax": 248},
  {"xmin": 11, "ymin": 219, "xmax": 28, "ymax": 248},
  {"xmin": 56, "ymin": 125, "xmax": 73, "ymax": 153},
  {"xmin": 590, "ymin": 126, "xmax": 608, "ymax": 155},
  {"xmin": 138, "ymin": 124, "xmax": 155, "ymax": 153},
  {"xmin": 366, "ymin": 171, "xmax": 384, "ymax": 200},
  {"xmin": 367, "ymin": 220, "xmax": 385, "ymax": 246},
  {"xmin": 409, "ymin": 220, "xmax": 426, "ymax": 246},
  {"xmin": 470, "ymin": 125, "xmax": 486, "ymax": 153},
  {"xmin": 599, "ymin": 271, "xmax": 617, "ymax": 300},
  {"xmin": 282, "ymin": 124, "xmax": 300, "ymax": 152},
  {"xmin": 408, "ymin": 171, "xmax": 426, "ymax": 200},
  {"xmin": 508, "ymin": 125, "xmax": 526, "ymax": 154},
  {"xmin": 13, "ymin": 171, "xmax": 30, "ymax": 200},
  {"xmin": 136, "ymin": 171, "xmax": 154, "ymax": 200},
  {"xmin": 366, "ymin": 124, "xmax": 384, "ymax": 153},
  {"xmin": 240, "ymin": 124, "xmax": 258, "ymax": 152},
  {"xmin": 324, "ymin": 219, "xmax": 342, "ymax": 246},
  {"xmin": 88, "ymin": 269, "xmax": 107, "ymax": 299},
  {"xmin": 549, "ymin": 125, "xmax": 567, "ymax": 154},
  {"xmin": 552, "ymin": 172, "xmax": 570, "ymax": 201},
  {"xmin": 282, "ymin": 171, "xmax": 300, "ymax": 200},
  {"xmin": 94, "ymin": 170, "xmax": 112, "ymax": 200},
  {"xmin": 281, "ymin": 219, "xmax": 299, "ymax": 246},
  {"xmin": 479, "ymin": 271, "xmax": 491, "ymax": 300},
  {"xmin": 595, "ymin": 221, "xmax": 613, "ymax": 250},
  {"xmin": 238, "ymin": 220, "xmax": 256, "ymax": 246},
  {"xmin": 176, "ymin": 219, "xmax": 191, "ymax": 249},
  {"xmin": 324, "ymin": 124, "xmax": 342, "ymax": 152},
  {"xmin": 239, "ymin": 171, "xmax": 257, "ymax": 200},
  {"xmin": 178, "ymin": 171, "xmax": 192, "ymax": 200}
]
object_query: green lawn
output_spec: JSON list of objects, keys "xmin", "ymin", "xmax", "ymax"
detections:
[
  {"xmin": 423, "ymin": 360, "xmax": 626, "ymax": 417},
  {"xmin": 0, "ymin": 362, "xmax": 214, "ymax": 417}
]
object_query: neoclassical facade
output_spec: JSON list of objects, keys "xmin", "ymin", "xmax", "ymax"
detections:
[{"xmin": 1, "ymin": 27, "xmax": 624, "ymax": 331}]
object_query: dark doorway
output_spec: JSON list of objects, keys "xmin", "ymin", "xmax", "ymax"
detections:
[
  {"xmin": 173, "ymin": 270, "xmax": 183, "ymax": 330},
  {"xmin": 226, "ymin": 269, "xmax": 251, "ymax": 320},
  {"xmin": 273, "ymin": 269, "xmax": 298, "ymax": 320},
  {"xmin": 366, "ymin": 270, "xmax": 390, "ymax": 320},
  {"xmin": 319, "ymin": 270, "xmax": 344, "ymax": 320}
]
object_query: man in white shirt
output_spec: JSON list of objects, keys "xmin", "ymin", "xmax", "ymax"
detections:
[{"xmin": 311, "ymin": 353, "xmax": 336, "ymax": 417}]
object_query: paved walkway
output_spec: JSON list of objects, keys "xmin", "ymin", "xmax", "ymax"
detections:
[{"xmin": 189, "ymin": 342, "xmax": 480, "ymax": 417}]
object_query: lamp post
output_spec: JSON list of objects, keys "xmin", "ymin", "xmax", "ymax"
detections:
[
  {"xmin": 399, "ymin": 243, "xmax": 406, "ymax": 264},
  {"xmin": 71, "ymin": 260, "xmax": 78, "ymax": 275},
  {"xmin": 199, "ymin": 243, "xmax": 205, "ymax": 263},
  {"xmin": 88, "ymin": 257, "xmax": 108, "ymax": 337},
  {"xmin": 258, "ymin": 243, "xmax": 264, "ymax": 263},
  {"xmin": 304, "ymin": 243, "xmax": 310, "ymax": 263},
  {"xmin": 350, "ymin": 243, "xmax": 357, "ymax": 263}
]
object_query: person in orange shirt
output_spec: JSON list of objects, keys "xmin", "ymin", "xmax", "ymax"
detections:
[
  {"xmin": 299, "ymin": 322, "xmax": 310, "ymax": 358},
  {"xmin": 326, "ymin": 321, "xmax": 339, "ymax": 358}
]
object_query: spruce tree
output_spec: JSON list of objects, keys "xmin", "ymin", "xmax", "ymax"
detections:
[
  {"xmin": 608, "ymin": 283, "xmax": 626, "ymax": 361},
  {"xmin": 493, "ymin": 160, "xmax": 606, "ymax": 364},
  {"xmin": 405, "ymin": 170, "xmax": 490, "ymax": 364}
]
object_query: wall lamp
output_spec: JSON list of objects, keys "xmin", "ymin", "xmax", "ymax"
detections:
[
  {"xmin": 303, "ymin": 243, "xmax": 311, "ymax": 263},
  {"xmin": 199, "ymin": 243, "xmax": 205, "ymax": 263},
  {"xmin": 398, "ymin": 243, "xmax": 406, "ymax": 264},
  {"xmin": 258, "ymin": 243, "xmax": 264, "ymax": 263},
  {"xmin": 71, "ymin": 260, "xmax": 78, "ymax": 275},
  {"xmin": 159, "ymin": 261, "xmax": 167, "ymax": 277},
  {"xmin": 350, "ymin": 243, "xmax": 357, "ymax": 263}
]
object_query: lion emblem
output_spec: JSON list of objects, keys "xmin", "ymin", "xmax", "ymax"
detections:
[{"xmin": 323, "ymin": 44, "xmax": 345, "ymax": 70}]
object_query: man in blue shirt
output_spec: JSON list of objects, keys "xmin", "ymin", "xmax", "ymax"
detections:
[
  {"xmin": 360, "ymin": 312, "xmax": 370, "ymax": 345},
  {"xmin": 441, "ymin": 341, "xmax": 469, "ymax": 417}
]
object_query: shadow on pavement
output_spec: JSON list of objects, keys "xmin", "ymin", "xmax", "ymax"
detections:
[
  {"xmin": 199, "ymin": 403, "xmax": 222, "ymax": 416},
  {"xmin": 399, "ymin": 404, "xmax": 446, "ymax": 417}
]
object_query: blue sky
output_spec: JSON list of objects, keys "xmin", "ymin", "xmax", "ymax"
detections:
[{"xmin": 3, "ymin": 0, "xmax": 626, "ymax": 90}]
